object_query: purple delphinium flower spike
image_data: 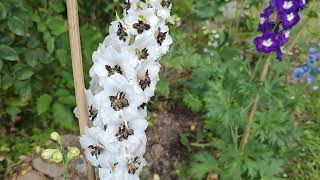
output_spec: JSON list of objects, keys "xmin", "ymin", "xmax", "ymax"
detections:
[{"xmin": 254, "ymin": 0, "xmax": 306, "ymax": 60}]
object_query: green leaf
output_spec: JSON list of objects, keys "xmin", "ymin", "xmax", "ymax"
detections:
[
  {"xmin": 190, "ymin": 152, "xmax": 217, "ymax": 179},
  {"xmin": 55, "ymin": 49, "xmax": 67, "ymax": 66},
  {"xmin": 5, "ymin": 97, "xmax": 28, "ymax": 107},
  {"xmin": 0, "ymin": 60, "xmax": 3, "ymax": 71},
  {"xmin": 7, "ymin": 16, "xmax": 25, "ymax": 36},
  {"xmin": 25, "ymin": 51, "xmax": 38, "ymax": 67},
  {"xmin": 156, "ymin": 80, "xmax": 170, "ymax": 97},
  {"xmin": 1, "ymin": 74, "xmax": 14, "ymax": 90},
  {"xmin": 36, "ymin": 94, "xmax": 52, "ymax": 115},
  {"xmin": 180, "ymin": 133, "xmax": 191, "ymax": 151},
  {"xmin": 183, "ymin": 93, "xmax": 203, "ymax": 112},
  {"xmin": 52, "ymin": 102, "xmax": 77, "ymax": 131},
  {"xmin": 27, "ymin": 35, "xmax": 41, "ymax": 48},
  {"xmin": 46, "ymin": 17, "xmax": 67, "ymax": 36},
  {"xmin": 16, "ymin": 68, "xmax": 34, "ymax": 80},
  {"xmin": 0, "ymin": 45, "xmax": 19, "ymax": 61},
  {"xmin": 0, "ymin": 2, "xmax": 7, "ymax": 20},
  {"xmin": 47, "ymin": 37, "xmax": 55, "ymax": 53},
  {"xmin": 6, "ymin": 106, "xmax": 21, "ymax": 116},
  {"xmin": 52, "ymin": 1, "xmax": 65, "ymax": 13}
]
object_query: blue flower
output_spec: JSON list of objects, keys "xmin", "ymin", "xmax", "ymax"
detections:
[
  {"xmin": 307, "ymin": 75, "xmax": 314, "ymax": 84},
  {"xmin": 292, "ymin": 67, "xmax": 305, "ymax": 81},
  {"xmin": 292, "ymin": 45, "xmax": 320, "ymax": 88}
]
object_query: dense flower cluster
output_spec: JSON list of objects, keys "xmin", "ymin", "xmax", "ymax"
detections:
[
  {"xmin": 74, "ymin": 1, "xmax": 173, "ymax": 179},
  {"xmin": 292, "ymin": 44, "xmax": 320, "ymax": 88},
  {"xmin": 254, "ymin": 0, "xmax": 306, "ymax": 60}
]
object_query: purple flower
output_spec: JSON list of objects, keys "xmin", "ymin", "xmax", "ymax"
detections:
[
  {"xmin": 276, "ymin": 48, "xmax": 283, "ymax": 60},
  {"xmin": 254, "ymin": 0, "xmax": 306, "ymax": 60},
  {"xmin": 277, "ymin": 30, "xmax": 290, "ymax": 46},
  {"xmin": 254, "ymin": 32, "xmax": 279, "ymax": 53},
  {"xmin": 275, "ymin": 0, "xmax": 299, "ymax": 13},
  {"xmin": 279, "ymin": 11, "xmax": 300, "ymax": 29},
  {"xmin": 296, "ymin": 0, "xmax": 307, "ymax": 10}
]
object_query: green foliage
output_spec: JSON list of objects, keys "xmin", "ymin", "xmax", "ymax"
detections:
[
  {"xmin": 0, "ymin": 0, "xmax": 119, "ymax": 176},
  {"xmin": 163, "ymin": 2, "xmax": 320, "ymax": 179}
]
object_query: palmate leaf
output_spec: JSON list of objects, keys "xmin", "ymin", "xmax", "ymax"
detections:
[
  {"xmin": 252, "ymin": 110, "xmax": 297, "ymax": 147},
  {"xmin": 189, "ymin": 152, "xmax": 218, "ymax": 179}
]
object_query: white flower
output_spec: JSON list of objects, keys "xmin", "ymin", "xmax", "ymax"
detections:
[
  {"xmin": 80, "ymin": 127, "xmax": 117, "ymax": 168},
  {"xmin": 130, "ymin": 34, "xmax": 162, "ymax": 62},
  {"xmin": 99, "ymin": 154, "xmax": 146, "ymax": 180},
  {"xmin": 132, "ymin": 60, "xmax": 161, "ymax": 102},
  {"xmin": 91, "ymin": 45, "xmax": 138, "ymax": 81},
  {"xmin": 99, "ymin": 109, "xmax": 147, "ymax": 153},
  {"xmin": 98, "ymin": 74, "xmax": 144, "ymax": 109},
  {"xmin": 154, "ymin": 24, "xmax": 173, "ymax": 55},
  {"xmin": 125, "ymin": 8, "xmax": 159, "ymax": 36},
  {"xmin": 150, "ymin": 0, "xmax": 172, "ymax": 20}
]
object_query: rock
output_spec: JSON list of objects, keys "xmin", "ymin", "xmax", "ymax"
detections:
[
  {"xmin": 17, "ymin": 170, "xmax": 46, "ymax": 180},
  {"xmin": 32, "ymin": 157, "xmax": 64, "ymax": 178},
  {"xmin": 60, "ymin": 134, "xmax": 80, "ymax": 147}
]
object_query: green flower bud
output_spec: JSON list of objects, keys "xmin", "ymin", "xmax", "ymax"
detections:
[
  {"xmin": 52, "ymin": 151, "xmax": 63, "ymax": 163},
  {"xmin": 68, "ymin": 147, "xmax": 80, "ymax": 157},
  {"xmin": 50, "ymin": 132, "xmax": 61, "ymax": 144},
  {"xmin": 67, "ymin": 147, "xmax": 80, "ymax": 161},
  {"xmin": 41, "ymin": 149, "xmax": 57, "ymax": 160}
]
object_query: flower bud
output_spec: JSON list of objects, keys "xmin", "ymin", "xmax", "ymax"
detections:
[
  {"xmin": 67, "ymin": 147, "xmax": 80, "ymax": 161},
  {"xmin": 41, "ymin": 149, "xmax": 57, "ymax": 160},
  {"xmin": 50, "ymin": 132, "xmax": 61, "ymax": 144},
  {"xmin": 52, "ymin": 151, "xmax": 63, "ymax": 163}
]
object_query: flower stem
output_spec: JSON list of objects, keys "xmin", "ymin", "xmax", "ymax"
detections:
[{"xmin": 239, "ymin": 55, "xmax": 271, "ymax": 151}]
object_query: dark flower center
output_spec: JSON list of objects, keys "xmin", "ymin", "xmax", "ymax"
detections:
[
  {"xmin": 136, "ymin": 48, "xmax": 149, "ymax": 60},
  {"xmin": 109, "ymin": 92, "xmax": 129, "ymax": 111},
  {"xmin": 105, "ymin": 65, "xmax": 122, "ymax": 77},
  {"xmin": 133, "ymin": 20, "xmax": 151, "ymax": 34},
  {"xmin": 156, "ymin": 28, "xmax": 167, "ymax": 45},
  {"xmin": 88, "ymin": 145, "xmax": 104, "ymax": 159},
  {"xmin": 139, "ymin": 70, "xmax": 151, "ymax": 90},
  {"xmin": 116, "ymin": 122, "xmax": 134, "ymax": 141},
  {"xmin": 88, "ymin": 105, "xmax": 98, "ymax": 121},
  {"xmin": 161, "ymin": 0, "xmax": 171, "ymax": 8},
  {"xmin": 138, "ymin": 102, "xmax": 148, "ymax": 110},
  {"xmin": 116, "ymin": 22, "xmax": 128, "ymax": 42},
  {"xmin": 128, "ymin": 156, "xmax": 141, "ymax": 174},
  {"xmin": 124, "ymin": 1, "xmax": 130, "ymax": 13}
]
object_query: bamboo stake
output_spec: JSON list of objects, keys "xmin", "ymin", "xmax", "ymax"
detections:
[
  {"xmin": 66, "ymin": 0, "xmax": 96, "ymax": 179},
  {"xmin": 239, "ymin": 56, "xmax": 271, "ymax": 151}
]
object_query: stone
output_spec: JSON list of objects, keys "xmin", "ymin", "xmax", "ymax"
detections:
[
  {"xmin": 32, "ymin": 157, "xmax": 64, "ymax": 178},
  {"xmin": 17, "ymin": 170, "xmax": 46, "ymax": 180},
  {"xmin": 60, "ymin": 134, "xmax": 80, "ymax": 147}
]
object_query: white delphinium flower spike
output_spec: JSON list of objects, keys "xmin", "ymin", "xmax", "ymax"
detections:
[{"xmin": 76, "ymin": 0, "xmax": 173, "ymax": 179}]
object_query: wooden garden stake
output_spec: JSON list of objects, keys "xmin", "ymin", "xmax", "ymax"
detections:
[{"xmin": 66, "ymin": 0, "xmax": 96, "ymax": 179}]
